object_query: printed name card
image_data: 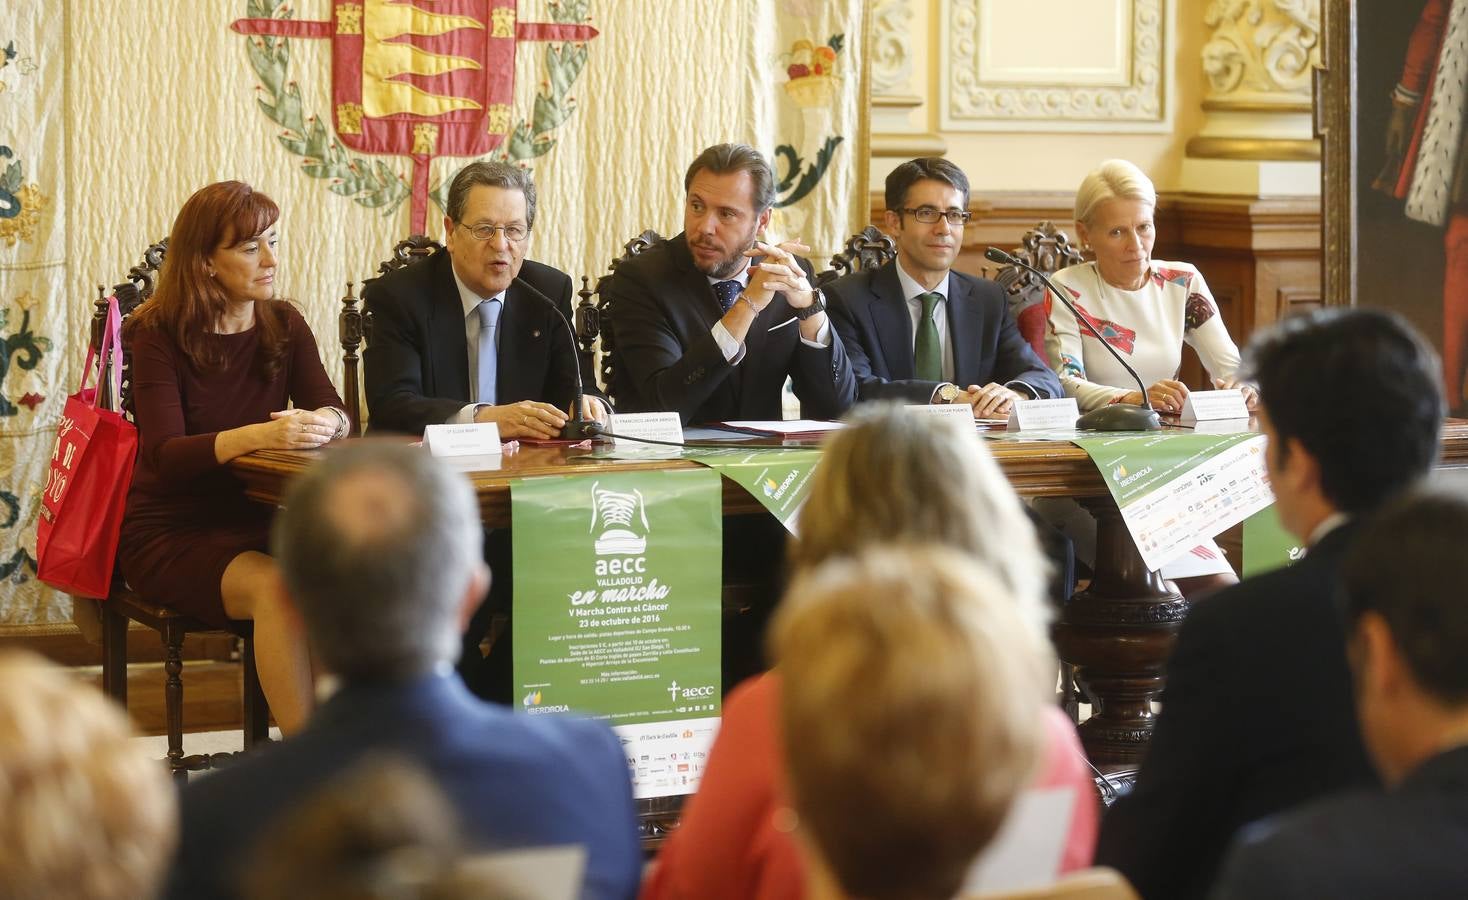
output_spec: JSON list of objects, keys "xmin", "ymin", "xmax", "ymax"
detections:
[
  {"xmin": 609, "ymin": 412, "xmax": 685, "ymax": 449},
  {"xmin": 1179, "ymin": 389, "xmax": 1250, "ymax": 424},
  {"xmin": 423, "ymin": 422, "xmax": 502, "ymax": 457},
  {"xmin": 1007, "ymin": 398, "xmax": 1080, "ymax": 432},
  {"xmin": 906, "ymin": 403, "xmax": 977, "ymax": 424}
]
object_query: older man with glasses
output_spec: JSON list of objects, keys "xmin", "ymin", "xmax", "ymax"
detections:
[
  {"xmin": 825, "ymin": 157, "xmax": 1061, "ymax": 419},
  {"xmin": 364, "ymin": 160, "xmax": 606, "ymax": 439}
]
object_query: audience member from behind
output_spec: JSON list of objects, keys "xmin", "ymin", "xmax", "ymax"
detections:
[
  {"xmin": 1097, "ymin": 307, "xmax": 1445, "ymax": 899},
  {"xmin": 640, "ymin": 405, "xmax": 1097, "ymax": 900},
  {"xmin": 168, "ymin": 442, "xmax": 641, "ymax": 900},
  {"xmin": 119, "ymin": 180, "xmax": 349, "ymax": 734},
  {"xmin": 776, "ymin": 548, "xmax": 1054, "ymax": 900},
  {"xmin": 0, "ymin": 650, "xmax": 176, "ymax": 900},
  {"xmin": 1214, "ymin": 489, "xmax": 1468, "ymax": 899},
  {"xmin": 243, "ymin": 754, "xmax": 542, "ymax": 900}
]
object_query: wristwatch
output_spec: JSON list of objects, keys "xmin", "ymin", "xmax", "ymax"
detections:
[
  {"xmin": 793, "ymin": 287, "xmax": 827, "ymax": 320},
  {"xmin": 934, "ymin": 383, "xmax": 962, "ymax": 405}
]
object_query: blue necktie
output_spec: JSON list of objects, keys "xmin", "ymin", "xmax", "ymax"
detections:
[
  {"xmin": 712, "ymin": 280, "xmax": 742, "ymax": 314},
  {"xmin": 476, "ymin": 297, "xmax": 502, "ymax": 406}
]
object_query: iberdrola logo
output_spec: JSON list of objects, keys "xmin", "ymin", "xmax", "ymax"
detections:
[{"xmin": 231, "ymin": 0, "xmax": 599, "ymax": 233}]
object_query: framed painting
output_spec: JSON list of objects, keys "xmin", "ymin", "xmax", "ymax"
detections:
[{"xmin": 1322, "ymin": 0, "xmax": 1468, "ymax": 414}]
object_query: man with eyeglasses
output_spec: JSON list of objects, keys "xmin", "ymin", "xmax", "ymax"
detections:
[
  {"xmin": 604, "ymin": 142, "xmax": 857, "ymax": 425},
  {"xmin": 826, "ymin": 157, "xmax": 1060, "ymax": 418},
  {"xmin": 363, "ymin": 161, "xmax": 606, "ymax": 704},
  {"xmin": 364, "ymin": 160, "xmax": 606, "ymax": 438}
]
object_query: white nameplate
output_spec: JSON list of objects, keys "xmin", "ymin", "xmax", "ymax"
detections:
[
  {"xmin": 1007, "ymin": 397, "xmax": 1080, "ymax": 432},
  {"xmin": 1179, "ymin": 389, "xmax": 1250, "ymax": 424},
  {"xmin": 609, "ymin": 412, "xmax": 685, "ymax": 449},
  {"xmin": 423, "ymin": 422, "xmax": 502, "ymax": 457},
  {"xmin": 905, "ymin": 403, "xmax": 976, "ymax": 424}
]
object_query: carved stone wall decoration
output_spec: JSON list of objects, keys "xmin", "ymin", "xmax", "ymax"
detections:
[
  {"xmin": 871, "ymin": 0, "xmax": 913, "ymax": 97},
  {"xmin": 1201, "ymin": 0, "xmax": 1321, "ymax": 108},
  {"xmin": 941, "ymin": 0, "xmax": 1171, "ymax": 132}
]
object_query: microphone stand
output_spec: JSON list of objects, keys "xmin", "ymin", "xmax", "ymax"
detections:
[
  {"xmin": 513, "ymin": 276, "xmax": 604, "ymax": 440},
  {"xmin": 985, "ymin": 247, "xmax": 1160, "ymax": 432}
]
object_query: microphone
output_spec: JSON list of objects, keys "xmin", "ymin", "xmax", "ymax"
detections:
[
  {"xmin": 984, "ymin": 247, "xmax": 1160, "ymax": 432},
  {"xmin": 512, "ymin": 276, "xmax": 604, "ymax": 439}
]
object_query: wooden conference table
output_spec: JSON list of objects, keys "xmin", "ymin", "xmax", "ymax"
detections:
[{"xmin": 232, "ymin": 422, "xmax": 1468, "ymax": 772}]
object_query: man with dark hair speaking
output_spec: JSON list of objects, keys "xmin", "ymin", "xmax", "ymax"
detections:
[
  {"xmin": 168, "ymin": 443, "xmax": 642, "ymax": 900},
  {"xmin": 824, "ymin": 157, "xmax": 1060, "ymax": 419},
  {"xmin": 605, "ymin": 142, "xmax": 857, "ymax": 424},
  {"xmin": 1214, "ymin": 488, "xmax": 1468, "ymax": 899},
  {"xmin": 1096, "ymin": 307, "xmax": 1446, "ymax": 899}
]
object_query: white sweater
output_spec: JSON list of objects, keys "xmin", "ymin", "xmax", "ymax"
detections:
[{"xmin": 1043, "ymin": 261, "xmax": 1243, "ymax": 412}]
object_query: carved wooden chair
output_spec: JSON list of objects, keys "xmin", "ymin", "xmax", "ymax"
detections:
[
  {"xmin": 338, "ymin": 234, "xmax": 444, "ymax": 434},
  {"xmin": 93, "ymin": 238, "xmax": 270, "ymax": 783},
  {"xmin": 990, "ymin": 221, "xmax": 1087, "ymax": 361},
  {"xmin": 814, "ymin": 225, "xmax": 898, "ymax": 286},
  {"xmin": 573, "ymin": 229, "xmax": 664, "ymax": 408}
]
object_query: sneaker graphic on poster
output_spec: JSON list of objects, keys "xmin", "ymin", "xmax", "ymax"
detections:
[{"xmin": 591, "ymin": 481, "xmax": 649, "ymax": 555}]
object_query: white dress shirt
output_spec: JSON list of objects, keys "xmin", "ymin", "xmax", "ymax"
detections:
[{"xmin": 894, "ymin": 259, "xmax": 955, "ymax": 383}]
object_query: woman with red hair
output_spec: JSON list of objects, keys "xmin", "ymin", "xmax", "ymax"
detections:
[{"xmin": 119, "ymin": 181, "xmax": 347, "ymax": 734}]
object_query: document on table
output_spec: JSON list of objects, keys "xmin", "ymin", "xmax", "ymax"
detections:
[{"xmin": 718, "ymin": 419, "xmax": 846, "ymax": 437}]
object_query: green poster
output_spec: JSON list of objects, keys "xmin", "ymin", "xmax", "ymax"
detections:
[
  {"xmin": 685, "ymin": 447, "xmax": 822, "ymax": 533},
  {"xmin": 1241, "ymin": 504, "xmax": 1303, "ymax": 577},
  {"xmin": 511, "ymin": 468, "xmax": 723, "ymax": 799},
  {"xmin": 1069, "ymin": 432, "xmax": 1273, "ymax": 571}
]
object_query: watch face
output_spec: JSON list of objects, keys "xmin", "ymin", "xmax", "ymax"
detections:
[{"xmin": 938, "ymin": 384, "xmax": 960, "ymax": 403}]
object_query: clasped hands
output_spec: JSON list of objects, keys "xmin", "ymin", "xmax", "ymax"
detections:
[
  {"xmin": 953, "ymin": 383, "xmax": 1025, "ymax": 419},
  {"xmin": 1115, "ymin": 378, "xmax": 1259, "ymax": 415},
  {"xmin": 744, "ymin": 239, "xmax": 817, "ymax": 312},
  {"xmin": 474, "ymin": 396, "xmax": 610, "ymax": 440},
  {"xmin": 264, "ymin": 407, "xmax": 346, "ymax": 450}
]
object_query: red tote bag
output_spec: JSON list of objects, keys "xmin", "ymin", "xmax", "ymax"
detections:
[{"xmin": 35, "ymin": 295, "xmax": 138, "ymax": 598}]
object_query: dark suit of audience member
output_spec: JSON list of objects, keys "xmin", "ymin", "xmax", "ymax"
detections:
[
  {"xmin": 825, "ymin": 260, "xmax": 1061, "ymax": 404},
  {"xmin": 1096, "ymin": 307, "xmax": 1446, "ymax": 900},
  {"xmin": 167, "ymin": 443, "xmax": 641, "ymax": 900},
  {"xmin": 363, "ymin": 249, "xmax": 587, "ymax": 435},
  {"xmin": 1213, "ymin": 490, "xmax": 1468, "ymax": 900},
  {"xmin": 607, "ymin": 233, "xmax": 856, "ymax": 424}
]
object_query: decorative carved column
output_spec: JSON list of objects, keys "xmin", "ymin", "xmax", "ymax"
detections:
[
  {"xmin": 1182, "ymin": 0, "xmax": 1323, "ymax": 196},
  {"xmin": 869, "ymin": 0, "xmax": 945, "ymax": 173}
]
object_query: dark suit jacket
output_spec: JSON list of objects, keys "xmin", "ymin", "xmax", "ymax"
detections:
[
  {"xmin": 604, "ymin": 233, "xmax": 857, "ymax": 424},
  {"xmin": 824, "ymin": 261, "xmax": 1062, "ymax": 403},
  {"xmin": 363, "ymin": 249, "xmax": 592, "ymax": 434},
  {"xmin": 1096, "ymin": 523, "xmax": 1378, "ymax": 900},
  {"xmin": 1212, "ymin": 745, "xmax": 1468, "ymax": 900},
  {"xmin": 167, "ymin": 673, "xmax": 643, "ymax": 900}
]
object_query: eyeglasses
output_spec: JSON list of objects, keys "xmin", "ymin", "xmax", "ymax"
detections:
[
  {"xmin": 459, "ymin": 222, "xmax": 529, "ymax": 242},
  {"xmin": 898, "ymin": 207, "xmax": 972, "ymax": 226}
]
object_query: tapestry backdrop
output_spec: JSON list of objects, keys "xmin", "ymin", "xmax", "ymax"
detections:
[{"xmin": 0, "ymin": 0, "xmax": 870, "ymax": 630}]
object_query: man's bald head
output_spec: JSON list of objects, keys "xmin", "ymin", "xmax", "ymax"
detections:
[{"xmin": 272, "ymin": 442, "xmax": 485, "ymax": 682}]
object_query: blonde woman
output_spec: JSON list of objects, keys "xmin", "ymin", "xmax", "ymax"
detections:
[
  {"xmin": 776, "ymin": 547, "xmax": 1054, "ymax": 900},
  {"xmin": 0, "ymin": 651, "xmax": 176, "ymax": 900},
  {"xmin": 1043, "ymin": 158, "xmax": 1247, "ymax": 592},
  {"xmin": 641, "ymin": 405, "xmax": 1097, "ymax": 900}
]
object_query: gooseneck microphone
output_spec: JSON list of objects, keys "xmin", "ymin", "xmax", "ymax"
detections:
[
  {"xmin": 513, "ymin": 276, "xmax": 604, "ymax": 440},
  {"xmin": 984, "ymin": 247, "xmax": 1160, "ymax": 432}
]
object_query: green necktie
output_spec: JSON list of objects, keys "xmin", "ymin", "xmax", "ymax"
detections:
[{"xmin": 914, "ymin": 291, "xmax": 943, "ymax": 382}]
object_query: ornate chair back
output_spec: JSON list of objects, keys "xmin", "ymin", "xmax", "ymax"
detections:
[
  {"xmin": 814, "ymin": 225, "xmax": 897, "ymax": 286},
  {"xmin": 340, "ymin": 234, "xmax": 444, "ymax": 435},
  {"xmin": 574, "ymin": 229, "xmax": 663, "ymax": 408},
  {"xmin": 991, "ymin": 221, "xmax": 1086, "ymax": 361},
  {"xmin": 90, "ymin": 238, "xmax": 167, "ymax": 416}
]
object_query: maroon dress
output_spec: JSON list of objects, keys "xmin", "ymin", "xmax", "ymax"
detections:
[{"xmin": 117, "ymin": 301, "xmax": 344, "ymax": 627}]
